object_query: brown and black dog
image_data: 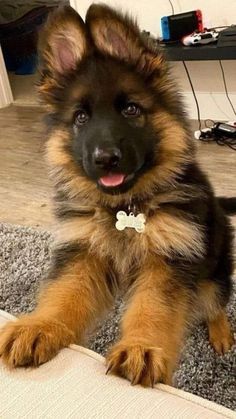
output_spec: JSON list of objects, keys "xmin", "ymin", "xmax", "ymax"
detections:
[{"xmin": 0, "ymin": 4, "xmax": 235, "ymax": 386}]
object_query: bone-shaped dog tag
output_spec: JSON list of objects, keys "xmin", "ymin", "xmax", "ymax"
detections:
[{"xmin": 115, "ymin": 210, "xmax": 146, "ymax": 233}]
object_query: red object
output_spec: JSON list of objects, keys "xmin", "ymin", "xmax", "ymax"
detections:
[{"xmin": 196, "ymin": 9, "xmax": 204, "ymax": 32}]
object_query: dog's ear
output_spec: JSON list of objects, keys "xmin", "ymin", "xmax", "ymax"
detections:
[
  {"xmin": 86, "ymin": 4, "xmax": 165, "ymax": 76},
  {"xmin": 86, "ymin": 4, "xmax": 144, "ymax": 64},
  {"xmin": 39, "ymin": 6, "xmax": 90, "ymax": 74}
]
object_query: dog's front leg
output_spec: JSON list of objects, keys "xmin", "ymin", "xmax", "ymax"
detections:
[
  {"xmin": 106, "ymin": 261, "xmax": 188, "ymax": 386},
  {"xmin": 0, "ymin": 247, "xmax": 113, "ymax": 368}
]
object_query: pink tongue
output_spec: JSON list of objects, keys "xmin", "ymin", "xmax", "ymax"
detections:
[{"xmin": 99, "ymin": 173, "xmax": 125, "ymax": 187}]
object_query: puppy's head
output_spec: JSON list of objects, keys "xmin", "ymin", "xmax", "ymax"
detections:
[{"xmin": 39, "ymin": 4, "xmax": 193, "ymax": 205}]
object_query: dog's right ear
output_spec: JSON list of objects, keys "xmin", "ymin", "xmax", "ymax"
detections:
[{"xmin": 38, "ymin": 6, "xmax": 90, "ymax": 74}]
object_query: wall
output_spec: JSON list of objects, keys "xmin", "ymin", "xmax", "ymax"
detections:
[
  {"xmin": 70, "ymin": 0, "xmax": 236, "ymax": 121},
  {"xmin": 0, "ymin": 46, "xmax": 13, "ymax": 108}
]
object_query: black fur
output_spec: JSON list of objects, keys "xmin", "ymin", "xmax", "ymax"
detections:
[
  {"xmin": 49, "ymin": 242, "xmax": 87, "ymax": 280},
  {"xmin": 166, "ymin": 162, "xmax": 234, "ymax": 305},
  {"xmin": 218, "ymin": 197, "xmax": 236, "ymax": 215}
]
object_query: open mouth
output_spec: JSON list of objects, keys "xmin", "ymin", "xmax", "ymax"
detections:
[{"xmin": 98, "ymin": 173, "xmax": 134, "ymax": 188}]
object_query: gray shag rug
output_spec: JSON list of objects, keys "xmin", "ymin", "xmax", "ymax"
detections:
[{"xmin": 0, "ymin": 222, "xmax": 235, "ymax": 411}]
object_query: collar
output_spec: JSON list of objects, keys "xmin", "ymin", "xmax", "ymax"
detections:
[{"xmin": 103, "ymin": 198, "xmax": 152, "ymax": 218}]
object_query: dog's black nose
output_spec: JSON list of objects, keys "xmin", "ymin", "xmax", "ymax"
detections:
[{"xmin": 93, "ymin": 147, "xmax": 122, "ymax": 168}]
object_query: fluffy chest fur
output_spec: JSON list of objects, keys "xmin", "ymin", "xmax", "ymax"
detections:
[{"xmin": 55, "ymin": 207, "xmax": 205, "ymax": 278}]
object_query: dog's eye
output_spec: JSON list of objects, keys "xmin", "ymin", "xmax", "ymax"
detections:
[
  {"xmin": 74, "ymin": 110, "xmax": 89, "ymax": 126},
  {"xmin": 122, "ymin": 103, "xmax": 141, "ymax": 118}
]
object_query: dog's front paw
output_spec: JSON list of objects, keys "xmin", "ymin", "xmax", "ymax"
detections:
[
  {"xmin": 0, "ymin": 316, "xmax": 74, "ymax": 368},
  {"xmin": 208, "ymin": 311, "xmax": 235, "ymax": 355},
  {"xmin": 106, "ymin": 341, "xmax": 171, "ymax": 386},
  {"xmin": 209, "ymin": 329, "xmax": 234, "ymax": 355}
]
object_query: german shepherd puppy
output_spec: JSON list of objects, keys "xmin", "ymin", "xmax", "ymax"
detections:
[{"xmin": 0, "ymin": 5, "xmax": 235, "ymax": 386}]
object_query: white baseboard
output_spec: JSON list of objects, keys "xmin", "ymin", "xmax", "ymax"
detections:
[{"xmin": 0, "ymin": 46, "xmax": 13, "ymax": 108}]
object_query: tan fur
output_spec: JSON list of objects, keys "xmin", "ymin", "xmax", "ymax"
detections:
[
  {"xmin": 196, "ymin": 280, "xmax": 223, "ymax": 321},
  {"xmin": 106, "ymin": 260, "xmax": 189, "ymax": 385},
  {"xmin": 0, "ymin": 257, "xmax": 113, "ymax": 367},
  {"xmin": 45, "ymin": 129, "xmax": 98, "ymax": 201},
  {"xmin": 195, "ymin": 281, "xmax": 235, "ymax": 353},
  {"xmin": 46, "ymin": 130, "xmax": 73, "ymax": 166},
  {"xmin": 38, "ymin": 6, "xmax": 91, "ymax": 112},
  {"xmin": 54, "ymin": 206, "xmax": 204, "ymax": 280},
  {"xmin": 86, "ymin": 4, "xmax": 167, "ymax": 79},
  {"xmin": 118, "ymin": 76, "xmax": 155, "ymax": 109},
  {"xmin": 208, "ymin": 310, "xmax": 234, "ymax": 355},
  {"xmin": 87, "ymin": 5, "xmax": 144, "ymax": 64},
  {"xmin": 36, "ymin": 257, "xmax": 113, "ymax": 339},
  {"xmin": 38, "ymin": 6, "xmax": 89, "ymax": 74},
  {"xmin": 0, "ymin": 317, "xmax": 73, "ymax": 368}
]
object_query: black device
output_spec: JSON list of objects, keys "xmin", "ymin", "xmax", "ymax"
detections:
[
  {"xmin": 217, "ymin": 26, "xmax": 236, "ymax": 47},
  {"xmin": 161, "ymin": 10, "xmax": 203, "ymax": 41},
  {"xmin": 212, "ymin": 123, "xmax": 236, "ymax": 138}
]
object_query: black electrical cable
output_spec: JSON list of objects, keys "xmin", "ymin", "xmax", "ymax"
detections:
[
  {"xmin": 182, "ymin": 61, "xmax": 202, "ymax": 131},
  {"xmin": 199, "ymin": 123, "xmax": 236, "ymax": 150},
  {"xmin": 199, "ymin": 129, "xmax": 236, "ymax": 150},
  {"xmin": 168, "ymin": 0, "xmax": 174, "ymax": 15},
  {"xmin": 219, "ymin": 60, "xmax": 236, "ymax": 116},
  {"xmin": 215, "ymin": 136, "xmax": 236, "ymax": 151},
  {"xmin": 182, "ymin": 63, "xmax": 236, "ymax": 150}
]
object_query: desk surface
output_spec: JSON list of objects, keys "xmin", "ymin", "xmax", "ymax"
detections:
[{"xmin": 162, "ymin": 43, "xmax": 236, "ymax": 61}]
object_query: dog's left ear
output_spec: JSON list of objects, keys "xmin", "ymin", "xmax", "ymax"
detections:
[
  {"xmin": 86, "ymin": 4, "xmax": 146, "ymax": 65},
  {"xmin": 86, "ymin": 4, "xmax": 165, "ymax": 75}
]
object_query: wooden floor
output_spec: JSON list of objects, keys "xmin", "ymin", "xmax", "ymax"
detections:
[
  {"xmin": 0, "ymin": 104, "xmax": 235, "ymax": 229},
  {"xmin": 0, "ymin": 105, "xmax": 53, "ymax": 227}
]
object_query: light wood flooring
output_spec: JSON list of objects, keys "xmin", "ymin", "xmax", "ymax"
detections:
[
  {"xmin": 0, "ymin": 104, "xmax": 235, "ymax": 229},
  {"xmin": 0, "ymin": 105, "xmax": 53, "ymax": 227}
]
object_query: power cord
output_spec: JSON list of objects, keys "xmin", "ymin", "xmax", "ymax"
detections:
[
  {"xmin": 168, "ymin": 0, "xmax": 175, "ymax": 15},
  {"xmin": 182, "ymin": 61, "xmax": 202, "ymax": 131},
  {"xmin": 219, "ymin": 60, "xmax": 236, "ymax": 116},
  {"xmin": 199, "ymin": 122, "xmax": 236, "ymax": 150},
  {"xmin": 183, "ymin": 62, "xmax": 236, "ymax": 150}
]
